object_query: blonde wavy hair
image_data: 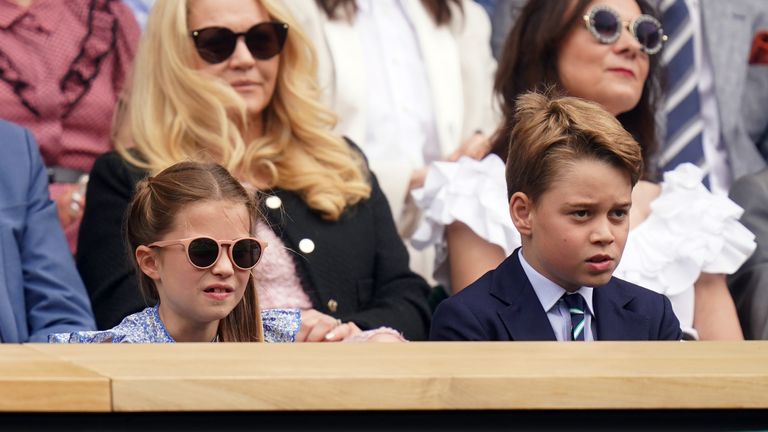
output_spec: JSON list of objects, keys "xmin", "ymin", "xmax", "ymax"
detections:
[{"xmin": 114, "ymin": 0, "xmax": 371, "ymax": 220}]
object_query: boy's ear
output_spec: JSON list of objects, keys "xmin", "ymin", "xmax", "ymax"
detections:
[
  {"xmin": 135, "ymin": 246, "xmax": 162, "ymax": 281},
  {"xmin": 509, "ymin": 192, "xmax": 533, "ymax": 236}
]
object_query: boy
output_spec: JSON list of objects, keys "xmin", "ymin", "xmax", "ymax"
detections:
[{"xmin": 429, "ymin": 92, "xmax": 682, "ymax": 341}]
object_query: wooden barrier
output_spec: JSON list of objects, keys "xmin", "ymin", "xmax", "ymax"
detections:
[
  {"xmin": 18, "ymin": 341, "xmax": 768, "ymax": 412},
  {"xmin": 0, "ymin": 345, "xmax": 110, "ymax": 412}
]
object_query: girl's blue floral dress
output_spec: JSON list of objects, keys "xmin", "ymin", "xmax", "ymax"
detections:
[{"xmin": 49, "ymin": 306, "xmax": 300, "ymax": 343}]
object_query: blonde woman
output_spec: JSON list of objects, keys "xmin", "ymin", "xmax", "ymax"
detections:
[{"xmin": 77, "ymin": 0, "xmax": 430, "ymax": 341}]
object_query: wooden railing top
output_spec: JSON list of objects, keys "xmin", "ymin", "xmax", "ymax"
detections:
[{"xmin": 3, "ymin": 341, "xmax": 766, "ymax": 412}]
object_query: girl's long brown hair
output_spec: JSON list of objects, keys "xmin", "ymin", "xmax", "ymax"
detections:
[{"xmin": 123, "ymin": 161, "xmax": 264, "ymax": 342}]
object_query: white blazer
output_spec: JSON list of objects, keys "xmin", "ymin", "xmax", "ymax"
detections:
[{"xmin": 284, "ymin": 0, "xmax": 498, "ymax": 224}]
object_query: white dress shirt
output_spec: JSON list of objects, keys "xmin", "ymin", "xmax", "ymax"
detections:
[{"xmin": 518, "ymin": 251, "xmax": 597, "ymax": 341}]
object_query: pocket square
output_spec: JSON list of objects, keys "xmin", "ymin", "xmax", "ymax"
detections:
[{"xmin": 749, "ymin": 30, "xmax": 768, "ymax": 64}]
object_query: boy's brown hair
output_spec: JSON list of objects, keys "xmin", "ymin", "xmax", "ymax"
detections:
[{"xmin": 505, "ymin": 91, "xmax": 643, "ymax": 201}]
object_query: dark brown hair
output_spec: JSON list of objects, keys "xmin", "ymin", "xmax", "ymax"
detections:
[
  {"xmin": 506, "ymin": 91, "xmax": 643, "ymax": 201},
  {"xmin": 123, "ymin": 161, "xmax": 264, "ymax": 342},
  {"xmin": 315, "ymin": 0, "xmax": 462, "ymax": 25},
  {"xmin": 492, "ymin": 0, "xmax": 661, "ymax": 181}
]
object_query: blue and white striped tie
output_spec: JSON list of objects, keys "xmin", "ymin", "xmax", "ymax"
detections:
[
  {"xmin": 658, "ymin": 0, "xmax": 709, "ymax": 187},
  {"xmin": 563, "ymin": 293, "xmax": 587, "ymax": 341}
]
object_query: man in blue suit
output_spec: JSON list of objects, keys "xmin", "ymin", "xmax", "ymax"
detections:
[
  {"xmin": 430, "ymin": 94, "xmax": 681, "ymax": 341},
  {"xmin": 0, "ymin": 120, "xmax": 95, "ymax": 342}
]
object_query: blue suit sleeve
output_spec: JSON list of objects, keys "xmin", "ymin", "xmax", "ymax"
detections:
[
  {"xmin": 430, "ymin": 296, "xmax": 490, "ymax": 341},
  {"xmin": 20, "ymin": 129, "xmax": 96, "ymax": 341},
  {"xmin": 658, "ymin": 294, "xmax": 683, "ymax": 341}
]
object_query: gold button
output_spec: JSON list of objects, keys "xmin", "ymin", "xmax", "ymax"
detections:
[
  {"xmin": 265, "ymin": 195, "xmax": 282, "ymax": 209},
  {"xmin": 299, "ymin": 238, "xmax": 315, "ymax": 253},
  {"xmin": 327, "ymin": 299, "xmax": 338, "ymax": 313}
]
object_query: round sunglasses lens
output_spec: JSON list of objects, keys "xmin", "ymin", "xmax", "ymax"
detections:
[
  {"xmin": 232, "ymin": 239, "xmax": 262, "ymax": 269},
  {"xmin": 194, "ymin": 28, "xmax": 236, "ymax": 64},
  {"xmin": 635, "ymin": 20, "xmax": 661, "ymax": 51},
  {"xmin": 188, "ymin": 238, "xmax": 220, "ymax": 268},
  {"xmin": 246, "ymin": 24, "xmax": 285, "ymax": 60},
  {"xmin": 592, "ymin": 9, "xmax": 620, "ymax": 39}
]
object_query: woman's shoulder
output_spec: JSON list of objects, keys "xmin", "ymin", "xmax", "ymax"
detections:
[
  {"xmin": 650, "ymin": 164, "xmax": 755, "ymax": 270},
  {"xmin": 91, "ymin": 150, "xmax": 149, "ymax": 187},
  {"xmin": 628, "ymin": 180, "xmax": 660, "ymax": 229},
  {"xmin": 646, "ymin": 164, "xmax": 750, "ymax": 237},
  {"xmin": 411, "ymin": 154, "xmax": 519, "ymax": 254},
  {"xmin": 617, "ymin": 164, "xmax": 757, "ymax": 294},
  {"xmin": 341, "ymin": 136, "xmax": 370, "ymax": 168}
]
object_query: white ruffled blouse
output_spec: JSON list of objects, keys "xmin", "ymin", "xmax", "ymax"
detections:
[{"xmin": 412, "ymin": 156, "xmax": 756, "ymax": 338}]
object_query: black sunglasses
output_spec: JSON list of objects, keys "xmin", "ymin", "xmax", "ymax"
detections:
[
  {"xmin": 583, "ymin": 5, "xmax": 666, "ymax": 55},
  {"xmin": 148, "ymin": 236, "xmax": 267, "ymax": 270},
  {"xmin": 190, "ymin": 22, "xmax": 289, "ymax": 64}
]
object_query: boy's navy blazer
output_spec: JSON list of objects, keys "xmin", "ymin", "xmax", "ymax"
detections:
[{"xmin": 430, "ymin": 249, "xmax": 682, "ymax": 341}]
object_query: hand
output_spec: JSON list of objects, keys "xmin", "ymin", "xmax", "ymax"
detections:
[
  {"xmin": 55, "ymin": 184, "xmax": 86, "ymax": 228},
  {"xmin": 296, "ymin": 309, "xmax": 361, "ymax": 342},
  {"xmin": 366, "ymin": 332, "xmax": 403, "ymax": 343},
  {"xmin": 446, "ymin": 132, "xmax": 491, "ymax": 162},
  {"xmin": 324, "ymin": 321, "xmax": 362, "ymax": 342},
  {"xmin": 409, "ymin": 167, "xmax": 429, "ymax": 191}
]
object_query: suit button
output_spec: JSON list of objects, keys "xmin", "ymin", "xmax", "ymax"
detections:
[
  {"xmin": 265, "ymin": 195, "xmax": 282, "ymax": 209},
  {"xmin": 299, "ymin": 238, "xmax": 315, "ymax": 254},
  {"xmin": 327, "ymin": 299, "xmax": 338, "ymax": 313}
]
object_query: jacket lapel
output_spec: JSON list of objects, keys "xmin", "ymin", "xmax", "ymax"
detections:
[
  {"xmin": 490, "ymin": 250, "xmax": 557, "ymax": 341},
  {"xmin": 593, "ymin": 279, "xmax": 649, "ymax": 340},
  {"xmin": 260, "ymin": 190, "xmax": 325, "ymax": 310},
  {"xmin": 321, "ymin": 17, "xmax": 368, "ymax": 146},
  {"xmin": 402, "ymin": 0, "xmax": 463, "ymax": 156}
]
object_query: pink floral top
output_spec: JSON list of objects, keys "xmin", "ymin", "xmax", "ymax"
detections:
[{"xmin": 253, "ymin": 220, "xmax": 404, "ymax": 342}]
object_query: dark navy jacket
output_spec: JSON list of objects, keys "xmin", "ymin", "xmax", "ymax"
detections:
[{"xmin": 430, "ymin": 249, "xmax": 682, "ymax": 341}]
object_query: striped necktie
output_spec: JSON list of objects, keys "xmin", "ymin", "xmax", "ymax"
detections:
[
  {"xmin": 658, "ymin": 0, "xmax": 709, "ymax": 187},
  {"xmin": 562, "ymin": 293, "xmax": 587, "ymax": 341}
]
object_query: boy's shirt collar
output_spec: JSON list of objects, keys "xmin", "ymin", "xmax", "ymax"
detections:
[{"xmin": 518, "ymin": 250, "xmax": 595, "ymax": 317}]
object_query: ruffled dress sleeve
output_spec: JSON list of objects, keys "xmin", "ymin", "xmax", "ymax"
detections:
[
  {"xmin": 261, "ymin": 308, "xmax": 301, "ymax": 343},
  {"xmin": 410, "ymin": 155, "xmax": 521, "ymax": 283},
  {"xmin": 614, "ymin": 163, "xmax": 756, "ymax": 337}
]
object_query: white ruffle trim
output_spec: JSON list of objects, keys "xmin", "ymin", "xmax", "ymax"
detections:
[
  {"xmin": 411, "ymin": 155, "xmax": 521, "ymax": 270},
  {"xmin": 614, "ymin": 163, "xmax": 756, "ymax": 297},
  {"xmin": 411, "ymin": 159, "xmax": 755, "ymax": 305}
]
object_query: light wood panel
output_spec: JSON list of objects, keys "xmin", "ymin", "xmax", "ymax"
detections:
[
  {"xmin": 30, "ymin": 342, "xmax": 768, "ymax": 412},
  {"xmin": 0, "ymin": 345, "xmax": 110, "ymax": 412}
]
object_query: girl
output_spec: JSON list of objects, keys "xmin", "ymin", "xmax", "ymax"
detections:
[{"xmin": 51, "ymin": 162, "xmax": 300, "ymax": 343}]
